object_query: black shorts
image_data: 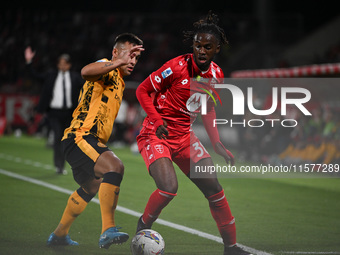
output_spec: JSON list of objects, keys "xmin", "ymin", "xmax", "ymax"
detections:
[{"xmin": 62, "ymin": 134, "xmax": 111, "ymax": 185}]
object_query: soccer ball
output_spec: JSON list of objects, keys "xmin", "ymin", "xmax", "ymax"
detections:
[{"xmin": 131, "ymin": 229, "xmax": 165, "ymax": 255}]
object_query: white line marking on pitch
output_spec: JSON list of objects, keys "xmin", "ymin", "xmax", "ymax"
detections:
[
  {"xmin": 0, "ymin": 152, "xmax": 54, "ymax": 171},
  {"xmin": 281, "ymin": 252, "xmax": 340, "ymax": 254},
  {"xmin": 0, "ymin": 168, "xmax": 271, "ymax": 255},
  {"xmin": 2, "ymin": 154, "xmax": 339, "ymax": 254}
]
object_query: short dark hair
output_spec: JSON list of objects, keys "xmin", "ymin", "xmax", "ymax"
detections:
[
  {"xmin": 114, "ymin": 33, "xmax": 143, "ymax": 46},
  {"xmin": 183, "ymin": 11, "xmax": 228, "ymax": 45},
  {"xmin": 58, "ymin": 54, "xmax": 71, "ymax": 64}
]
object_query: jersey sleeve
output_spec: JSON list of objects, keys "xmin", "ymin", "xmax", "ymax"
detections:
[
  {"xmin": 148, "ymin": 60, "xmax": 176, "ymax": 92},
  {"xmin": 136, "ymin": 77, "xmax": 164, "ymax": 129},
  {"xmin": 93, "ymin": 59, "xmax": 120, "ymax": 87},
  {"xmin": 136, "ymin": 59, "xmax": 179, "ymax": 130},
  {"xmin": 96, "ymin": 58, "xmax": 108, "ymax": 63}
]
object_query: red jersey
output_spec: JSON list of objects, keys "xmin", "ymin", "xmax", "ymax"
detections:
[{"xmin": 137, "ymin": 53, "xmax": 224, "ymax": 137}]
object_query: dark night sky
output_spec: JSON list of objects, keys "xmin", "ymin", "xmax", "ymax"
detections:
[{"xmin": 5, "ymin": 0, "xmax": 339, "ymax": 32}]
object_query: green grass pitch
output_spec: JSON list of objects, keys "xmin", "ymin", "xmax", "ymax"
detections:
[{"xmin": 0, "ymin": 135, "xmax": 339, "ymax": 254}]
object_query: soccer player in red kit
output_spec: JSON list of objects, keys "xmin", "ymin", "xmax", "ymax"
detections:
[{"xmin": 135, "ymin": 12, "xmax": 251, "ymax": 255}]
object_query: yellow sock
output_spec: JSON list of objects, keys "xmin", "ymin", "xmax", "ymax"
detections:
[
  {"xmin": 54, "ymin": 189, "xmax": 89, "ymax": 237},
  {"xmin": 98, "ymin": 182, "xmax": 120, "ymax": 234}
]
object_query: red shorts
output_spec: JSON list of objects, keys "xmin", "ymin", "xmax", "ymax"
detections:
[{"xmin": 136, "ymin": 130, "xmax": 210, "ymax": 176}]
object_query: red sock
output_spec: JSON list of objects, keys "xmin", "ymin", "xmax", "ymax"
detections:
[
  {"xmin": 207, "ymin": 190, "xmax": 236, "ymax": 246},
  {"xmin": 142, "ymin": 189, "xmax": 176, "ymax": 226}
]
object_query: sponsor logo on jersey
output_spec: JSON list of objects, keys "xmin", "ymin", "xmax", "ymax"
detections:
[
  {"xmin": 161, "ymin": 67, "xmax": 173, "ymax": 79},
  {"xmin": 181, "ymin": 79, "xmax": 188, "ymax": 85},
  {"xmin": 186, "ymin": 93, "xmax": 202, "ymax": 112},
  {"xmin": 186, "ymin": 78, "xmax": 222, "ymax": 112},
  {"xmin": 154, "ymin": 75, "xmax": 161, "ymax": 83}
]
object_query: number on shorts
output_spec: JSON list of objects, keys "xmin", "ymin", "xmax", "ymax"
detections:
[{"xmin": 192, "ymin": 142, "xmax": 208, "ymax": 157}]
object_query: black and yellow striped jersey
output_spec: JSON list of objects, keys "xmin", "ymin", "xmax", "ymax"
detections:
[{"xmin": 63, "ymin": 58, "xmax": 125, "ymax": 144}]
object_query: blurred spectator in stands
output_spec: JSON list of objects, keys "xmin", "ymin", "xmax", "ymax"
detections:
[
  {"xmin": 110, "ymin": 99, "xmax": 128, "ymax": 147},
  {"xmin": 324, "ymin": 42, "xmax": 340, "ymax": 63},
  {"xmin": 277, "ymin": 107, "xmax": 340, "ymax": 168},
  {"xmin": 124, "ymin": 102, "xmax": 144, "ymax": 145},
  {"xmin": 25, "ymin": 46, "xmax": 83, "ymax": 174}
]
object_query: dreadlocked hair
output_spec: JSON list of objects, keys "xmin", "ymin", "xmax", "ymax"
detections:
[{"xmin": 183, "ymin": 10, "xmax": 228, "ymax": 45}]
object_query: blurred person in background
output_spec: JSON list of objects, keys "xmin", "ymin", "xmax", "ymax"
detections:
[{"xmin": 25, "ymin": 46, "xmax": 83, "ymax": 174}]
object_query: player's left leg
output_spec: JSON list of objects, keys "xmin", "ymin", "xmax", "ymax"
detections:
[
  {"xmin": 189, "ymin": 158, "xmax": 252, "ymax": 255},
  {"xmin": 173, "ymin": 139, "xmax": 237, "ymax": 249},
  {"xmin": 189, "ymin": 157, "xmax": 237, "ymax": 247}
]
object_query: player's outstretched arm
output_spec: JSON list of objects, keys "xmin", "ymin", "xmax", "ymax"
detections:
[
  {"xmin": 81, "ymin": 45, "xmax": 144, "ymax": 82},
  {"xmin": 201, "ymin": 103, "xmax": 235, "ymax": 165},
  {"xmin": 81, "ymin": 61, "xmax": 121, "ymax": 82},
  {"xmin": 214, "ymin": 141, "xmax": 235, "ymax": 166}
]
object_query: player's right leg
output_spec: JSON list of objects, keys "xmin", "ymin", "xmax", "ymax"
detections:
[
  {"xmin": 137, "ymin": 157, "xmax": 178, "ymax": 232},
  {"xmin": 136, "ymin": 137, "xmax": 178, "ymax": 233},
  {"xmin": 47, "ymin": 179, "xmax": 99, "ymax": 246}
]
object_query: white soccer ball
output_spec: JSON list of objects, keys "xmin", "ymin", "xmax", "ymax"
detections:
[{"xmin": 131, "ymin": 229, "xmax": 165, "ymax": 255}]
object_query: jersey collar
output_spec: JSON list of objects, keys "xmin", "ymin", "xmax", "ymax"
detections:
[{"xmin": 190, "ymin": 53, "xmax": 212, "ymax": 76}]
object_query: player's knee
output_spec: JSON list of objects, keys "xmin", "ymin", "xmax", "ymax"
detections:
[
  {"xmin": 85, "ymin": 186, "xmax": 99, "ymax": 197},
  {"xmin": 82, "ymin": 181, "xmax": 100, "ymax": 197},
  {"xmin": 111, "ymin": 158, "xmax": 124, "ymax": 175},
  {"xmin": 203, "ymin": 183, "xmax": 223, "ymax": 198},
  {"xmin": 165, "ymin": 186, "xmax": 178, "ymax": 195},
  {"xmin": 160, "ymin": 181, "xmax": 178, "ymax": 195},
  {"xmin": 101, "ymin": 157, "xmax": 125, "ymax": 176},
  {"xmin": 95, "ymin": 151, "xmax": 124, "ymax": 176}
]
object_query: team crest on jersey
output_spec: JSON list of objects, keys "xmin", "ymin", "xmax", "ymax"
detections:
[
  {"xmin": 161, "ymin": 67, "xmax": 173, "ymax": 79},
  {"xmin": 154, "ymin": 145, "xmax": 164, "ymax": 154}
]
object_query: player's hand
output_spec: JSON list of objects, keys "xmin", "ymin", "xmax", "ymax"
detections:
[
  {"xmin": 156, "ymin": 120, "xmax": 168, "ymax": 140},
  {"xmin": 118, "ymin": 45, "xmax": 144, "ymax": 65},
  {"xmin": 214, "ymin": 141, "xmax": 235, "ymax": 166}
]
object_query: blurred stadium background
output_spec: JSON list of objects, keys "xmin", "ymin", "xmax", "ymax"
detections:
[
  {"xmin": 1, "ymin": 2, "xmax": 340, "ymax": 254},
  {"xmin": 1, "ymin": 0, "xmax": 340, "ymax": 166}
]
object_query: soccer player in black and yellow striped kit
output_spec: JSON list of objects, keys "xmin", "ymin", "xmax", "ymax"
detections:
[{"xmin": 47, "ymin": 33, "xmax": 144, "ymax": 249}]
